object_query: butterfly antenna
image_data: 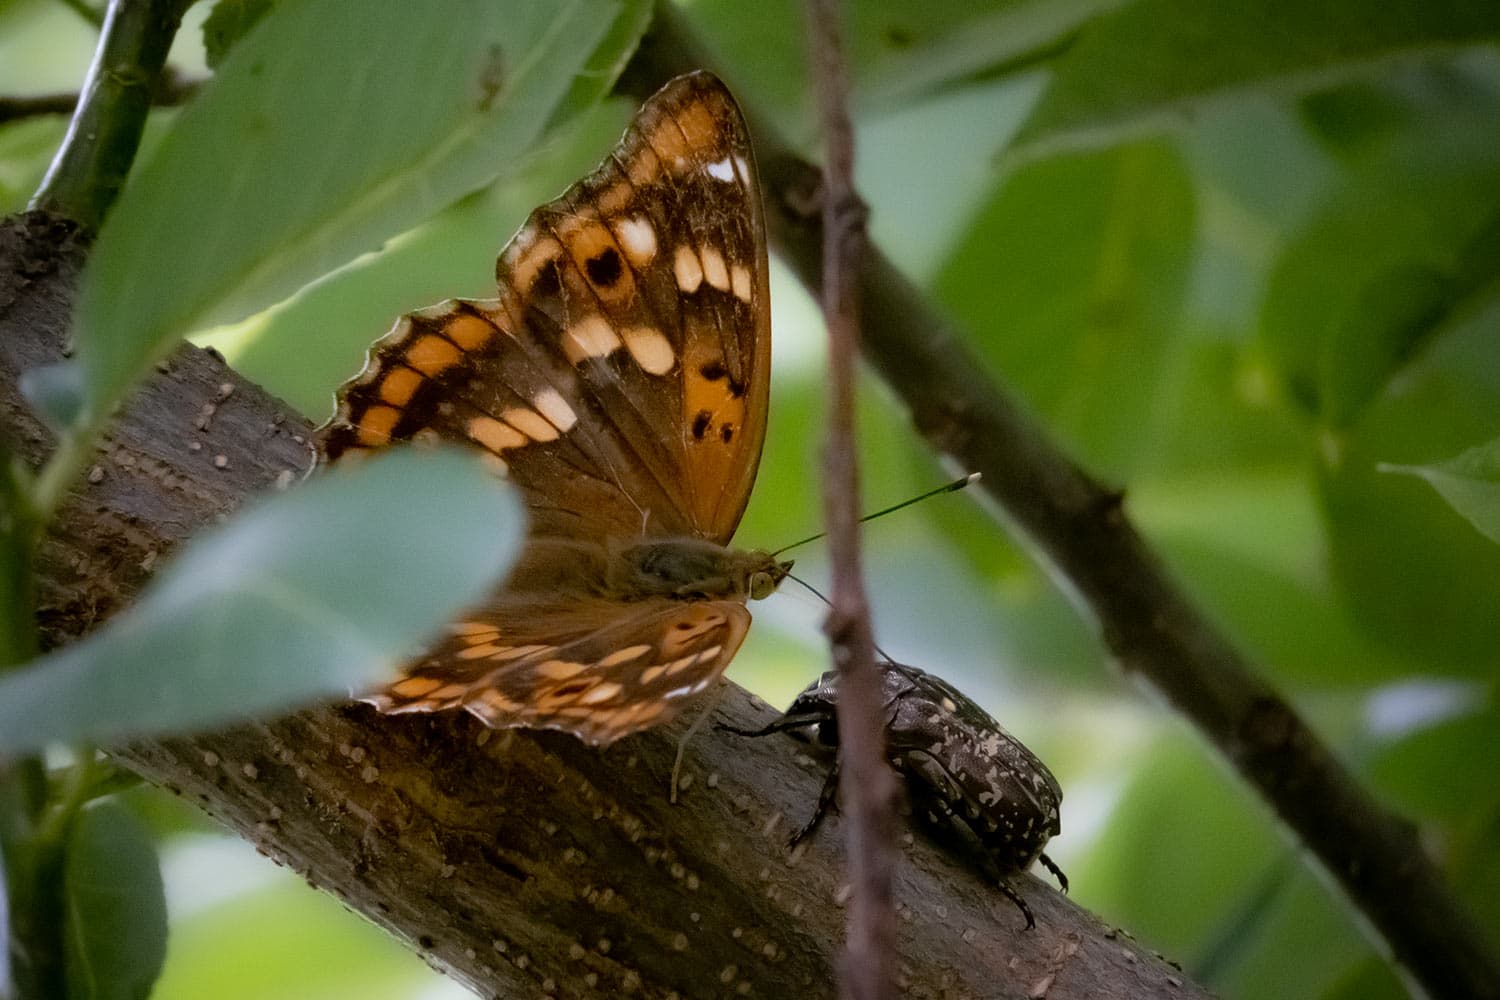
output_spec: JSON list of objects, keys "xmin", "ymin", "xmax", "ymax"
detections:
[
  {"xmin": 771, "ymin": 472, "xmax": 980, "ymax": 557},
  {"xmin": 786, "ymin": 572, "xmax": 900, "ymax": 665}
]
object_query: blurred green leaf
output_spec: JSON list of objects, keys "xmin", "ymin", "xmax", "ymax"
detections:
[
  {"xmin": 0, "ymin": 0, "xmax": 98, "ymax": 96},
  {"xmin": 18, "ymin": 362, "xmax": 85, "ymax": 434},
  {"xmin": 1011, "ymin": 0, "xmax": 1500, "ymax": 161},
  {"xmin": 1370, "ymin": 705, "xmax": 1500, "ymax": 825},
  {"xmin": 217, "ymin": 98, "xmax": 632, "ymax": 418},
  {"xmin": 935, "ymin": 141, "xmax": 1195, "ymax": 479},
  {"xmin": 114, "ymin": 786, "xmax": 216, "ymax": 844},
  {"xmin": 1319, "ymin": 322, "xmax": 1500, "ymax": 675},
  {"xmin": 548, "ymin": 0, "xmax": 651, "ymax": 128},
  {"xmin": 1073, "ymin": 737, "xmax": 1278, "ymax": 954},
  {"xmin": 1144, "ymin": 477, "xmax": 1420, "ymax": 686},
  {"xmin": 153, "ymin": 876, "xmax": 434, "ymax": 1000},
  {"xmin": 1317, "ymin": 958, "xmax": 1414, "ymax": 1000},
  {"xmin": 0, "ymin": 117, "xmax": 69, "ymax": 215},
  {"xmin": 1259, "ymin": 61, "xmax": 1500, "ymax": 427},
  {"xmin": 200, "ymin": 0, "xmax": 276, "ymax": 70},
  {"xmin": 1207, "ymin": 870, "xmax": 1404, "ymax": 1000},
  {"xmin": 0, "ymin": 449, "xmax": 522, "ymax": 752},
  {"xmin": 689, "ymin": 0, "xmax": 1100, "ymax": 133},
  {"xmin": 853, "ymin": 0, "xmax": 1123, "ymax": 110},
  {"xmin": 1383, "ymin": 437, "xmax": 1500, "ymax": 546},
  {"xmin": 62, "ymin": 801, "xmax": 167, "ymax": 1000},
  {"xmin": 75, "ymin": 0, "xmax": 638, "ymax": 426}
]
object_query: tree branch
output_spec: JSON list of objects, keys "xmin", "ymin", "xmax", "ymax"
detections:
[
  {"xmin": 0, "ymin": 210, "xmax": 1201, "ymax": 998},
  {"xmin": 803, "ymin": 3, "xmax": 899, "ymax": 999},
  {"xmin": 30, "ymin": 0, "xmax": 193, "ymax": 228},
  {"xmin": 619, "ymin": 8, "xmax": 1500, "ymax": 1000}
]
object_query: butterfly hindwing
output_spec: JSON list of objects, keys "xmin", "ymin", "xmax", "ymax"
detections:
[{"xmin": 370, "ymin": 597, "xmax": 751, "ymax": 745}]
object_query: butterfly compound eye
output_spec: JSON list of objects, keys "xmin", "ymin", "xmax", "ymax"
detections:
[{"xmin": 748, "ymin": 571, "xmax": 776, "ymax": 600}]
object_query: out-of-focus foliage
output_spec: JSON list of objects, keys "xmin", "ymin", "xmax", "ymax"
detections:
[{"xmin": 2, "ymin": 0, "xmax": 1498, "ymax": 997}]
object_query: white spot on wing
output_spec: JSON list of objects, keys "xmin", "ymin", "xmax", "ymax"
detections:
[
  {"xmin": 613, "ymin": 216, "xmax": 657, "ymax": 267},
  {"xmin": 533, "ymin": 388, "xmax": 578, "ymax": 431},
  {"xmin": 700, "ymin": 247, "xmax": 730, "ymax": 292},
  {"xmin": 730, "ymin": 264, "xmax": 752, "ymax": 303},
  {"xmin": 705, "ymin": 157, "xmax": 736, "ymax": 182},
  {"xmin": 562, "ymin": 314, "xmax": 623, "ymax": 364},
  {"xmin": 501, "ymin": 408, "xmax": 558, "ymax": 442},
  {"xmin": 674, "ymin": 245, "xmax": 703, "ymax": 293},
  {"xmin": 624, "ymin": 327, "xmax": 675, "ymax": 375}
]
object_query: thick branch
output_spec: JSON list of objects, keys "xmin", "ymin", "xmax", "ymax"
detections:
[
  {"xmin": 1, "ymin": 211, "xmax": 1200, "ymax": 998},
  {"xmin": 621, "ymin": 10, "xmax": 1500, "ymax": 1000}
]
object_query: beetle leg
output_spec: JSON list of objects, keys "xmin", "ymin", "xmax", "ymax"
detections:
[
  {"xmin": 790, "ymin": 758, "xmax": 841, "ymax": 848},
  {"xmin": 998, "ymin": 879, "xmax": 1036, "ymax": 931},
  {"xmin": 719, "ymin": 710, "xmax": 827, "ymax": 738},
  {"xmin": 1038, "ymin": 852, "xmax": 1069, "ymax": 893}
]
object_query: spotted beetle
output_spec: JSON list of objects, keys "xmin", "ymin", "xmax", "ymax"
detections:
[{"xmin": 733, "ymin": 662, "xmax": 1066, "ymax": 929}]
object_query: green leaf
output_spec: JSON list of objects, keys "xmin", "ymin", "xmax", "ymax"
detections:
[
  {"xmin": 688, "ymin": 0, "xmax": 1105, "ymax": 132},
  {"xmin": 217, "ymin": 98, "xmax": 632, "ymax": 418},
  {"xmin": 151, "ymin": 876, "xmax": 436, "ymax": 1000},
  {"xmin": 200, "ymin": 0, "xmax": 277, "ymax": 70},
  {"xmin": 1319, "ymin": 351, "xmax": 1500, "ymax": 675},
  {"xmin": 75, "ymin": 0, "xmax": 634, "ymax": 427},
  {"xmin": 0, "ymin": 449, "xmax": 522, "ymax": 752},
  {"xmin": 18, "ymin": 362, "xmax": 85, "ymax": 434},
  {"xmin": 1370, "ymin": 704, "xmax": 1500, "ymax": 824},
  {"xmin": 1383, "ymin": 437, "xmax": 1500, "ymax": 546},
  {"xmin": 1010, "ymin": 0, "xmax": 1500, "ymax": 161},
  {"xmin": 61, "ymin": 801, "xmax": 166, "ymax": 1000},
  {"xmin": 934, "ymin": 141, "xmax": 1196, "ymax": 479},
  {"xmin": 1259, "ymin": 59, "xmax": 1500, "ymax": 427}
]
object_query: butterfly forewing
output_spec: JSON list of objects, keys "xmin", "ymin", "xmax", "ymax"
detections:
[
  {"xmin": 319, "ymin": 72, "xmax": 776, "ymax": 744},
  {"xmin": 323, "ymin": 72, "xmax": 769, "ymax": 545}
]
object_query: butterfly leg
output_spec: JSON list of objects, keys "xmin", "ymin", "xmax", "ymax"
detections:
[{"xmin": 670, "ymin": 678, "xmax": 728, "ymax": 803}]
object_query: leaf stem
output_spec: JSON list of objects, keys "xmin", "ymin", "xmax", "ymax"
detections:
[{"xmin": 31, "ymin": 0, "xmax": 192, "ymax": 229}]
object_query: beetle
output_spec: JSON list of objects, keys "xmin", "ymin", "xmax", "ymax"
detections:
[{"xmin": 731, "ymin": 662, "xmax": 1066, "ymax": 928}]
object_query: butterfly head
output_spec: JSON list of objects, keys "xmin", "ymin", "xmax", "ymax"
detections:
[
  {"xmin": 747, "ymin": 552, "xmax": 793, "ymax": 601},
  {"xmin": 609, "ymin": 538, "xmax": 790, "ymax": 603}
]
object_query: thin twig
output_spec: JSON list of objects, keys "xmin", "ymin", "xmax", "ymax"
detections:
[
  {"xmin": 622, "ymin": 8, "xmax": 1500, "ymax": 999},
  {"xmin": 0, "ymin": 70, "xmax": 201, "ymax": 127},
  {"xmin": 30, "ymin": 0, "xmax": 193, "ymax": 229},
  {"xmin": 804, "ymin": 3, "xmax": 899, "ymax": 1000}
]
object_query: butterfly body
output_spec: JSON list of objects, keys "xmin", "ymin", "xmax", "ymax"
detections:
[{"xmin": 319, "ymin": 72, "xmax": 777, "ymax": 746}]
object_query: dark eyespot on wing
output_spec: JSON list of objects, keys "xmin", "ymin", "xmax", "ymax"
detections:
[{"xmin": 585, "ymin": 247, "xmax": 623, "ymax": 287}]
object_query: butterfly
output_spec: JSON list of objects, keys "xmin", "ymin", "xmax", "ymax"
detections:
[{"xmin": 318, "ymin": 71, "xmax": 790, "ymax": 747}]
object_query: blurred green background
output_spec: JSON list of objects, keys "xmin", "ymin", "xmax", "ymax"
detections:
[{"xmin": 4, "ymin": 0, "xmax": 1500, "ymax": 997}]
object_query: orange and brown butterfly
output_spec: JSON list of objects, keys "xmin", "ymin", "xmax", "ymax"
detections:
[{"xmin": 318, "ymin": 71, "xmax": 789, "ymax": 746}]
